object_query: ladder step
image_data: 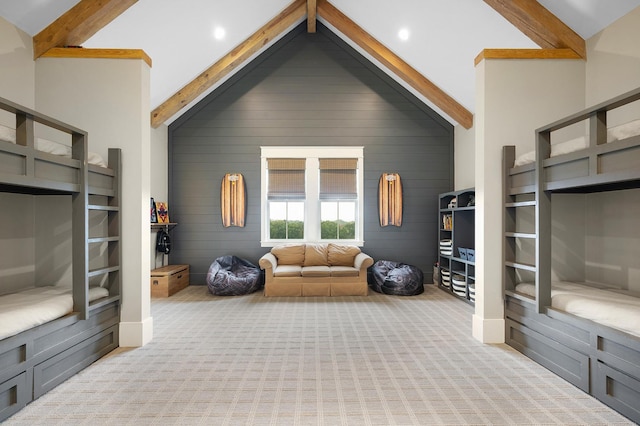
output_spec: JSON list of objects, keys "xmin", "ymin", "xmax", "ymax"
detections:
[
  {"xmin": 505, "ymin": 232, "xmax": 536, "ymax": 239},
  {"xmin": 505, "ymin": 261, "xmax": 536, "ymax": 272},
  {"xmin": 505, "ymin": 200, "xmax": 536, "ymax": 208},
  {"xmin": 88, "ymin": 266, "xmax": 120, "ymax": 278},
  {"xmin": 88, "ymin": 236, "xmax": 120, "ymax": 244},
  {"xmin": 88, "ymin": 204, "xmax": 119, "ymax": 211}
]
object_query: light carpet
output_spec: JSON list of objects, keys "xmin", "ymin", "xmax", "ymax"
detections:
[{"xmin": 5, "ymin": 284, "xmax": 633, "ymax": 425}]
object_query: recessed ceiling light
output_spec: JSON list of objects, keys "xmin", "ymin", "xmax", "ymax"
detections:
[
  {"xmin": 398, "ymin": 28, "xmax": 410, "ymax": 41},
  {"xmin": 213, "ymin": 27, "xmax": 226, "ymax": 40}
]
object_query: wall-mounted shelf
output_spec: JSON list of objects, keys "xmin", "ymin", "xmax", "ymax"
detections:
[{"xmin": 151, "ymin": 222, "xmax": 177, "ymax": 232}]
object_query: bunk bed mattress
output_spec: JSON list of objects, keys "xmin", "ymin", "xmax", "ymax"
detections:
[
  {"xmin": 0, "ymin": 124, "xmax": 107, "ymax": 167},
  {"xmin": 0, "ymin": 286, "xmax": 109, "ymax": 340},
  {"xmin": 515, "ymin": 281, "xmax": 640, "ymax": 338},
  {"xmin": 513, "ymin": 119, "xmax": 640, "ymax": 167}
]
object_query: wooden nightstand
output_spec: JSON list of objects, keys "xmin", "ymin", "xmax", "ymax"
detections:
[{"xmin": 150, "ymin": 264, "xmax": 189, "ymax": 297}]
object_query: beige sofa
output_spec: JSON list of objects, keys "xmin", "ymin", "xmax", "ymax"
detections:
[{"xmin": 258, "ymin": 243, "xmax": 374, "ymax": 296}]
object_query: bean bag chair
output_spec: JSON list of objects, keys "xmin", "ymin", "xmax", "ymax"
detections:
[
  {"xmin": 368, "ymin": 260, "xmax": 424, "ymax": 296},
  {"xmin": 207, "ymin": 255, "xmax": 264, "ymax": 296}
]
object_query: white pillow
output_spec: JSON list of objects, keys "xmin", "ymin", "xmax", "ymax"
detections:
[
  {"xmin": 607, "ymin": 119, "xmax": 640, "ymax": 142},
  {"xmin": 513, "ymin": 136, "xmax": 587, "ymax": 167},
  {"xmin": 88, "ymin": 152, "xmax": 108, "ymax": 167},
  {"xmin": 513, "ymin": 150, "xmax": 535, "ymax": 167},
  {"xmin": 550, "ymin": 136, "xmax": 588, "ymax": 156},
  {"xmin": 0, "ymin": 124, "xmax": 16, "ymax": 143},
  {"xmin": 513, "ymin": 119, "xmax": 640, "ymax": 167},
  {"xmin": 1, "ymin": 131, "xmax": 108, "ymax": 167},
  {"xmin": 36, "ymin": 137, "xmax": 72, "ymax": 156}
]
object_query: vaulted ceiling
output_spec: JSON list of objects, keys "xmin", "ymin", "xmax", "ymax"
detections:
[{"xmin": 1, "ymin": 0, "xmax": 639, "ymax": 129}]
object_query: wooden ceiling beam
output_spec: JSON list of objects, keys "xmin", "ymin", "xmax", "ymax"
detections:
[
  {"xmin": 475, "ymin": 48, "xmax": 581, "ymax": 66},
  {"xmin": 484, "ymin": 0, "xmax": 586, "ymax": 59},
  {"xmin": 307, "ymin": 0, "xmax": 317, "ymax": 33},
  {"xmin": 41, "ymin": 47, "xmax": 152, "ymax": 67},
  {"xmin": 317, "ymin": 0, "xmax": 473, "ymax": 129},
  {"xmin": 151, "ymin": 0, "xmax": 306, "ymax": 128},
  {"xmin": 33, "ymin": 0, "xmax": 138, "ymax": 59}
]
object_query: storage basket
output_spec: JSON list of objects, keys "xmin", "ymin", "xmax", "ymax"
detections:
[{"xmin": 467, "ymin": 249, "xmax": 475, "ymax": 262}]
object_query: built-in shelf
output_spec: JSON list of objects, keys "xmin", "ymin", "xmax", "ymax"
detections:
[
  {"xmin": 451, "ymin": 256, "xmax": 474, "ymax": 265},
  {"xmin": 438, "ymin": 188, "xmax": 475, "ymax": 305}
]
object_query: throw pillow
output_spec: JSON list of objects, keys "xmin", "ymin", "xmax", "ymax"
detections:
[
  {"xmin": 304, "ymin": 243, "xmax": 329, "ymax": 266},
  {"xmin": 271, "ymin": 244, "xmax": 305, "ymax": 265},
  {"xmin": 327, "ymin": 243, "xmax": 360, "ymax": 266}
]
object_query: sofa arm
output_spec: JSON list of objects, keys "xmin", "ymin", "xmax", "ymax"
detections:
[
  {"xmin": 354, "ymin": 252, "xmax": 374, "ymax": 272},
  {"xmin": 259, "ymin": 252, "xmax": 278, "ymax": 273}
]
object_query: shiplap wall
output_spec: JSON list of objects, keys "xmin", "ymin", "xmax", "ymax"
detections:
[{"xmin": 169, "ymin": 23, "xmax": 453, "ymax": 285}]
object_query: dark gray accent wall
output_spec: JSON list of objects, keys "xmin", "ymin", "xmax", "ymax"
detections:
[{"xmin": 169, "ymin": 23, "xmax": 453, "ymax": 285}]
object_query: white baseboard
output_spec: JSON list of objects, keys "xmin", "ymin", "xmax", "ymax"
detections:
[
  {"xmin": 119, "ymin": 316, "xmax": 154, "ymax": 347},
  {"xmin": 472, "ymin": 314, "xmax": 505, "ymax": 343}
]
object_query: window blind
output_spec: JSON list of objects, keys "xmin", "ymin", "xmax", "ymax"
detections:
[
  {"xmin": 267, "ymin": 158, "xmax": 306, "ymax": 200},
  {"xmin": 319, "ymin": 158, "xmax": 358, "ymax": 200}
]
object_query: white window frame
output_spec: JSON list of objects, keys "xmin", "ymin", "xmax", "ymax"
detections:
[{"xmin": 261, "ymin": 146, "xmax": 364, "ymax": 247}]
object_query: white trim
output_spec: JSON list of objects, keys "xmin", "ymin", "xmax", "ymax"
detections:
[
  {"xmin": 472, "ymin": 314, "xmax": 505, "ymax": 343},
  {"xmin": 260, "ymin": 146, "xmax": 364, "ymax": 246},
  {"xmin": 119, "ymin": 316, "xmax": 154, "ymax": 347},
  {"xmin": 260, "ymin": 146, "xmax": 364, "ymax": 158}
]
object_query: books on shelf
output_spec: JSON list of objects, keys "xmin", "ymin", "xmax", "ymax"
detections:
[{"xmin": 442, "ymin": 214, "xmax": 452, "ymax": 230}]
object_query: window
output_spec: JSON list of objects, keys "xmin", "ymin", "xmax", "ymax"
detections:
[
  {"xmin": 266, "ymin": 158, "xmax": 306, "ymax": 239},
  {"xmin": 261, "ymin": 147, "xmax": 364, "ymax": 246},
  {"xmin": 319, "ymin": 158, "xmax": 358, "ymax": 240}
]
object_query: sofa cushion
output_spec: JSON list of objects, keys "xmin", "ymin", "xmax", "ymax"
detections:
[
  {"xmin": 271, "ymin": 244, "xmax": 305, "ymax": 265},
  {"xmin": 301, "ymin": 266, "xmax": 331, "ymax": 277},
  {"xmin": 327, "ymin": 243, "xmax": 361, "ymax": 266},
  {"xmin": 304, "ymin": 243, "xmax": 329, "ymax": 266},
  {"xmin": 273, "ymin": 265, "xmax": 302, "ymax": 277},
  {"xmin": 329, "ymin": 266, "xmax": 359, "ymax": 277}
]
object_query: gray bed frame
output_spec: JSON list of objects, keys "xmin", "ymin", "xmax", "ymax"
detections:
[
  {"xmin": 0, "ymin": 96, "xmax": 121, "ymax": 421},
  {"xmin": 503, "ymin": 87, "xmax": 640, "ymax": 423}
]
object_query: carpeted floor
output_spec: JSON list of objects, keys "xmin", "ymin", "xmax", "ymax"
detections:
[{"xmin": 5, "ymin": 284, "xmax": 634, "ymax": 425}]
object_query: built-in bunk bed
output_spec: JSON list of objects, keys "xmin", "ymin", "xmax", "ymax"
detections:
[
  {"xmin": 502, "ymin": 87, "xmax": 640, "ymax": 423},
  {"xmin": 0, "ymin": 96, "xmax": 121, "ymax": 421}
]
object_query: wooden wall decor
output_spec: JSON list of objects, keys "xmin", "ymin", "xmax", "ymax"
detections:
[
  {"xmin": 221, "ymin": 173, "xmax": 247, "ymax": 227},
  {"xmin": 378, "ymin": 173, "xmax": 403, "ymax": 227}
]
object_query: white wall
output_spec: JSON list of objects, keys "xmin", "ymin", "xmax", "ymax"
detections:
[
  {"xmin": 584, "ymin": 189, "xmax": 640, "ymax": 292},
  {"xmin": 582, "ymin": 7, "xmax": 640, "ymax": 292},
  {"xmin": 150, "ymin": 124, "xmax": 168, "ymax": 269},
  {"xmin": 0, "ymin": 17, "xmax": 34, "ymax": 110},
  {"xmin": 0, "ymin": 194, "xmax": 35, "ymax": 295},
  {"xmin": 35, "ymin": 195, "xmax": 73, "ymax": 287},
  {"xmin": 550, "ymin": 194, "xmax": 586, "ymax": 282},
  {"xmin": 454, "ymin": 124, "xmax": 475, "ymax": 190},
  {"xmin": 473, "ymin": 58, "xmax": 585, "ymax": 343},
  {"xmin": 585, "ymin": 6, "xmax": 640, "ymax": 109},
  {"xmin": 0, "ymin": 18, "xmax": 36, "ymax": 296},
  {"xmin": 35, "ymin": 56, "xmax": 153, "ymax": 347}
]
